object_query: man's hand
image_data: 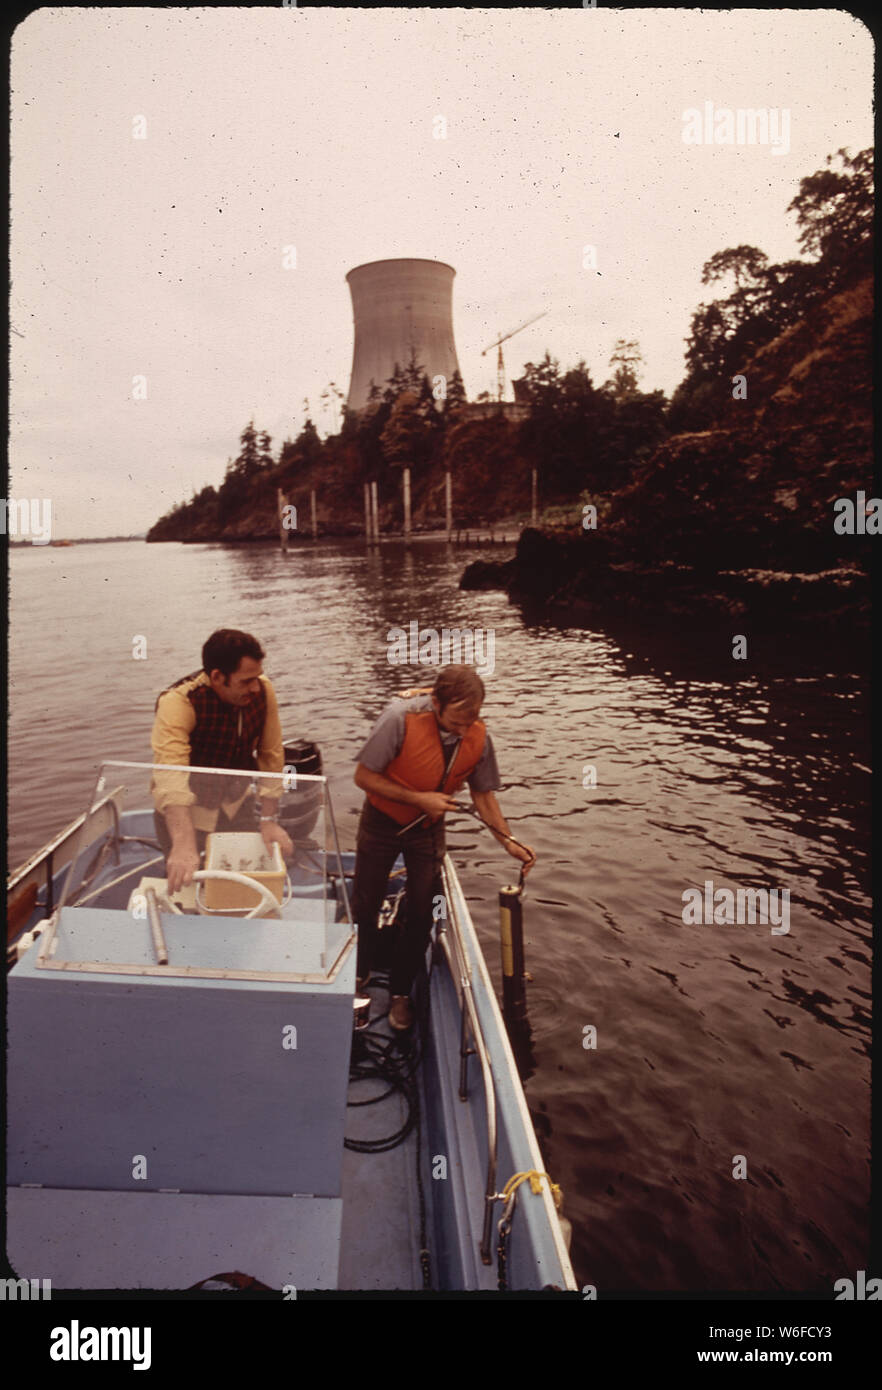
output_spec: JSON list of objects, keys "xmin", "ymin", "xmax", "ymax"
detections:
[
  {"xmin": 416, "ymin": 791, "xmax": 458, "ymax": 821},
  {"xmin": 166, "ymin": 845, "xmax": 200, "ymax": 894},
  {"xmin": 505, "ymin": 840, "xmax": 536, "ymax": 877},
  {"xmin": 261, "ymin": 821, "xmax": 294, "ymax": 858},
  {"xmin": 469, "ymin": 790, "xmax": 535, "ymax": 876},
  {"xmin": 163, "ymin": 806, "xmax": 199, "ymax": 893}
]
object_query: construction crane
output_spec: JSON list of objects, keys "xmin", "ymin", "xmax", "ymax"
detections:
[{"xmin": 481, "ymin": 311, "xmax": 547, "ymax": 403}]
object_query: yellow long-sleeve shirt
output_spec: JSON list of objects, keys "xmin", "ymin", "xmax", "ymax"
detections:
[{"xmin": 151, "ymin": 672, "xmax": 285, "ymax": 831}]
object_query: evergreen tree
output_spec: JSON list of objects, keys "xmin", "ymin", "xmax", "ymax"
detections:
[
  {"xmin": 403, "ymin": 347, "xmax": 427, "ymax": 396},
  {"xmin": 380, "ymin": 391, "xmax": 435, "ymax": 475},
  {"xmin": 443, "ymin": 368, "xmax": 467, "ymax": 417},
  {"xmin": 276, "ymin": 418, "xmax": 322, "ymax": 491},
  {"xmin": 258, "ymin": 430, "xmax": 274, "ymax": 471},
  {"xmin": 236, "ymin": 420, "xmax": 261, "ymax": 479},
  {"xmin": 604, "ymin": 339, "xmax": 644, "ymax": 402},
  {"xmin": 417, "ymin": 372, "xmax": 436, "ymax": 418},
  {"xmin": 383, "ymin": 362, "xmax": 408, "ymax": 405},
  {"xmin": 329, "ymin": 382, "xmax": 345, "ymax": 434}
]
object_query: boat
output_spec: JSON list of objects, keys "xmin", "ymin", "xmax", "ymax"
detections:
[{"xmin": 6, "ymin": 757, "xmax": 576, "ymax": 1293}]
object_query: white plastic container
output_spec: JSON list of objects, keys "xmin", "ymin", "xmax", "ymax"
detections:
[{"xmin": 203, "ymin": 833, "xmax": 285, "ymax": 914}]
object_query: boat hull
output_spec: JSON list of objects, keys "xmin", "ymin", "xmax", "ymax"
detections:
[{"xmin": 6, "ymin": 807, "xmax": 575, "ymax": 1292}]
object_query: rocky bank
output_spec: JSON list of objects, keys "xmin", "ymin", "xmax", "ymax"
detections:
[{"xmin": 462, "ymin": 275, "xmax": 873, "ymax": 640}]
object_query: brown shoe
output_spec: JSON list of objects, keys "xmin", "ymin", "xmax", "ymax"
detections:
[
  {"xmin": 389, "ymin": 995, "xmax": 414, "ymax": 1031},
  {"xmin": 353, "ymin": 993, "xmax": 371, "ymax": 1030}
]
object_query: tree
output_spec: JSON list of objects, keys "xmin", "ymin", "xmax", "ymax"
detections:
[
  {"xmin": 380, "ymin": 392, "xmax": 434, "ymax": 472},
  {"xmin": 605, "ymin": 339, "xmax": 644, "ymax": 402},
  {"xmin": 518, "ymin": 351, "xmax": 562, "ymax": 406},
  {"xmin": 516, "ymin": 352, "xmax": 571, "ymax": 493},
  {"xmin": 787, "ymin": 147, "xmax": 873, "ymax": 269},
  {"xmin": 258, "ymin": 430, "xmax": 274, "ymax": 471},
  {"xmin": 670, "ymin": 149, "xmax": 872, "ymax": 433},
  {"xmin": 235, "ymin": 420, "xmax": 261, "ymax": 479},
  {"xmin": 442, "ymin": 415, "xmax": 527, "ymax": 522},
  {"xmin": 217, "ymin": 454, "xmax": 248, "ymax": 526},
  {"xmin": 701, "ymin": 246, "xmax": 769, "ymax": 292},
  {"xmin": 443, "ymin": 368, "xmax": 468, "ymax": 417},
  {"xmin": 402, "ymin": 347, "xmax": 427, "ymax": 396},
  {"xmin": 383, "ymin": 361, "xmax": 408, "ymax": 405},
  {"xmin": 319, "ymin": 382, "xmax": 344, "ymax": 436},
  {"xmin": 355, "ymin": 394, "xmax": 392, "ymax": 482},
  {"xmin": 275, "ymin": 418, "xmax": 322, "ymax": 491}
]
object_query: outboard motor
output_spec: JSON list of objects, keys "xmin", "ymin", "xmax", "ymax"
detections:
[{"xmin": 279, "ymin": 739, "xmax": 323, "ymax": 841}]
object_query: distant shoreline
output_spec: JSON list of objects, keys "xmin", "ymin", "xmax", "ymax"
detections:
[{"xmin": 8, "ymin": 535, "xmax": 147, "ymax": 547}]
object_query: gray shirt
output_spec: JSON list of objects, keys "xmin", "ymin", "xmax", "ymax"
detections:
[{"xmin": 356, "ymin": 696, "xmax": 501, "ymax": 793}]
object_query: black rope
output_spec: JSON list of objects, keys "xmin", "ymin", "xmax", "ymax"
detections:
[{"xmin": 344, "ymin": 968, "xmax": 424, "ymax": 1148}]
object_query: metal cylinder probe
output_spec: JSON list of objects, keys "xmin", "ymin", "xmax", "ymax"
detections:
[
  {"xmin": 144, "ymin": 887, "xmax": 169, "ymax": 966},
  {"xmin": 499, "ymin": 885, "xmax": 527, "ymax": 1028}
]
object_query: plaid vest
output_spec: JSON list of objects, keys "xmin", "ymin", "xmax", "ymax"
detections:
[{"xmin": 157, "ymin": 670, "xmax": 268, "ymax": 808}]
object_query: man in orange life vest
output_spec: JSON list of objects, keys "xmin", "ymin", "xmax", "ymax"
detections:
[
  {"xmin": 151, "ymin": 629, "xmax": 293, "ymax": 893},
  {"xmin": 352, "ymin": 664, "xmax": 535, "ymax": 1031}
]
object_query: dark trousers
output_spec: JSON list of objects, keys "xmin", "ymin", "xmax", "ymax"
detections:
[{"xmin": 353, "ymin": 799, "xmax": 446, "ymax": 997}]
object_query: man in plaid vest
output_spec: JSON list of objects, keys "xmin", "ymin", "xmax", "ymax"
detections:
[{"xmin": 151, "ymin": 629, "xmax": 292, "ymax": 892}]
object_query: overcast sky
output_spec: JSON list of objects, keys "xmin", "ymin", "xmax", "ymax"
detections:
[{"xmin": 9, "ymin": 7, "xmax": 873, "ymax": 538}]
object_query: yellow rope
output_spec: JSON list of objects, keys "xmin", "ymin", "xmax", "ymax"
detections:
[{"xmin": 501, "ymin": 1169, "xmax": 563, "ymax": 1211}]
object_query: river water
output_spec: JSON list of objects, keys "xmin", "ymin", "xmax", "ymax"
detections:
[{"xmin": 7, "ymin": 538, "xmax": 871, "ymax": 1293}]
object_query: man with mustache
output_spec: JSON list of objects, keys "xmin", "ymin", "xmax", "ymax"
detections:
[{"xmin": 151, "ymin": 628, "xmax": 292, "ymax": 893}]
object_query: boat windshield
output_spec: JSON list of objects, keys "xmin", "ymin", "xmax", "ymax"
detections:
[{"xmin": 41, "ymin": 760, "xmax": 353, "ymax": 982}]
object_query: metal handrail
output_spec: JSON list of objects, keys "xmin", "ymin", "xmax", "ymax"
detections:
[
  {"xmin": 438, "ymin": 856, "xmax": 499, "ymax": 1265},
  {"xmin": 7, "ymin": 787, "xmax": 126, "ymax": 924}
]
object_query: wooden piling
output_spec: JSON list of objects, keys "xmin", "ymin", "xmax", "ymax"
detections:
[
  {"xmin": 371, "ymin": 480, "xmax": 379, "ymax": 540},
  {"xmin": 277, "ymin": 488, "xmax": 289, "ymax": 553}
]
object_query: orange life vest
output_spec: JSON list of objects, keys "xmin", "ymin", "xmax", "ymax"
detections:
[{"xmin": 367, "ymin": 710, "xmax": 487, "ymax": 825}]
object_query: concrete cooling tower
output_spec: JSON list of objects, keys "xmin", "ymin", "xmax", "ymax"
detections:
[{"xmin": 345, "ymin": 258, "xmax": 462, "ymax": 412}]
